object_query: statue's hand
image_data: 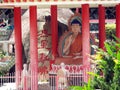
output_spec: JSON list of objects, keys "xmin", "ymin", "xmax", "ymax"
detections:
[
  {"xmin": 63, "ymin": 55, "xmax": 72, "ymax": 58},
  {"xmin": 68, "ymin": 35, "xmax": 72, "ymax": 44},
  {"xmin": 73, "ymin": 52, "xmax": 81, "ymax": 56},
  {"xmin": 73, "ymin": 56, "xmax": 83, "ymax": 59}
]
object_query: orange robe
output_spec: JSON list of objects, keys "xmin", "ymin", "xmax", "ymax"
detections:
[
  {"xmin": 55, "ymin": 34, "xmax": 82, "ymax": 65},
  {"xmin": 68, "ymin": 34, "xmax": 82, "ymax": 56}
]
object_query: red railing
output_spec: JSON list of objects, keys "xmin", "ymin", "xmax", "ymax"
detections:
[{"xmin": 0, "ymin": 65, "xmax": 91, "ymax": 90}]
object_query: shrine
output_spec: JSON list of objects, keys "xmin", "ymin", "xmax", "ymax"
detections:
[{"xmin": 0, "ymin": 0, "xmax": 120, "ymax": 90}]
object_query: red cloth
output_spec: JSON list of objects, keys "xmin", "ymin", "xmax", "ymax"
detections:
[
  {"xmin": 55, "ymin": 34, "xmax": 82, "ymax": 65},
  {"xmin": 68, "ymin": 34, "xmax": 82, "ymax": 56}
]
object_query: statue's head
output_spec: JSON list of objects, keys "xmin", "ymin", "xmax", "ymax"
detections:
[
  {"xmin": 60, "ymin": 62, "xmax": 65, "ymax": 68},
  {"xmin": 68, "ymin": 13, "xmax": 81, "ymax": 27},
  {"xmin": 23, "ymin": 64, "xmax": 27, "ymax": 70},
  {"xmin": 70, "ymin": 18, "xmax": 81, "ymax": 26},
  {"xmin": 68, "ymin": 13, "xmax": 82, "ymax": 33}
]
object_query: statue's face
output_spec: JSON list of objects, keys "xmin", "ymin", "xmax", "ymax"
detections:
[{"xmin": 71, "ymin": 24, "xmax": 81, "ymax": 34}]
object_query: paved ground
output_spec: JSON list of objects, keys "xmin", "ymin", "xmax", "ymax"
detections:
[
  {"xmin": 38, "ymin": 84, "xmax": 54, "ymax": 90},
  {"xmin": 0, "ymin": 82, "xmax": 56, "ymax": 90}
]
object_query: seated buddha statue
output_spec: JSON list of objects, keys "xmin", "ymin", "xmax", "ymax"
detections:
[{"xmin": 55, "ymin": 13, "xmax": 83, "ymax": 65}]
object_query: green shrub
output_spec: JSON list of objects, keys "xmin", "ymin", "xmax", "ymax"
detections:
[{"xmin": 91, "ymin": 38, "xmax": 120, "ymax": 90}]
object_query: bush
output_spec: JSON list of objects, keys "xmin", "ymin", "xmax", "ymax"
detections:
[{"xmin": 91, "ymin": 38, "xmax": 120, "ymax": 90}]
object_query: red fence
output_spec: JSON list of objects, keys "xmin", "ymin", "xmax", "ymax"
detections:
[{"xmin": 0, "ymin": 65, "xmax": 91, "ymax": 90}]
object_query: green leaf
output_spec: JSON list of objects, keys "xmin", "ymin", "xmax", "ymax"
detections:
[
  {"xmin": 117, "ymin": 51, "xmax": 120, "ymax": 60},
  {"xmin": 87, "ymin": 72, "xmax": 99, "ymax": 77},
  {"xmin": 113, "ymin": 35, "xmax": 120, "ymax": 43},
  {"xmin": 104, "ymin": 42, "xmax": 113, "ymax": 56},
  {"xmin": 69, "ymin": 86, "xmax": 83, "ymax": 90}
]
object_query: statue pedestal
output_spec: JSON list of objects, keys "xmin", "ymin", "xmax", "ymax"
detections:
[{"xmin": 55, "ymin": 57, "xmax": 82, "ymax": 65}]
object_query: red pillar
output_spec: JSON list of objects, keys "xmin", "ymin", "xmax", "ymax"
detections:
[
  {"xmin": 29, "ymin": 6, "xmax": 38, "ymax": 90},
  {"xmin": 82, "ymin": 4, "xmax": 90, "ymax": 82},
  {"xmin": 116, "ymin": 4, "xmax": 120, "ymax": 38},
  {"xmin": 51, "ymin": 5, "xmax": 58, "ymax": 59},
  {"xmin": 3, "ymin": 0, "xmax": 8, "ymax": 2},
  {"xmin": 30, "ymin": 0, "xmax": 34, "ymax": 2},
  {"xmin": 14, "ymin": 7, "xmax": 22, "ymax": 88},
  {"xmin": 98, "ymin": 5, "xmax": 106, "ymax": 49}
]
